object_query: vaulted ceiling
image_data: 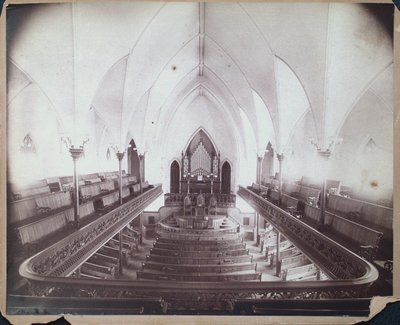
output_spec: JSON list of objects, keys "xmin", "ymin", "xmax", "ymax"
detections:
[{"xmin": 7, "ymin": 2, "xmax": 394, "ymax": 197}]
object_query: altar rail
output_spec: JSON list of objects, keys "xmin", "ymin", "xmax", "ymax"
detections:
[
  {"xmin": 19, "ymin": 185, "xmax": 162, "ymax": 278},
  {"xmin": 164, "ymin": 193, "xmax": 236, "ymax": 207},
  {"xmin": 237, "ymin": 186, "xmax": 378, "ymax": 282},
  {"xmin": 156, "ymin": 216, "xmax": 240, "ymax": 236}
]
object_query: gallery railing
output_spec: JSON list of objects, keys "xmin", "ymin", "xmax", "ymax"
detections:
[
  {"xmin": 19, "ymin": 185, "xmax": 162, "ymax": 278},
  {"xmin": 237, "ymin": 186, "xmax": 378, "ymax": 281},
  {"xmin": 16, "ymin": 185, "xmax": 379, "ymax": 313},
  {"xmin": 164, "ymin": 193, "xmax": 236, "ymax": 208}
]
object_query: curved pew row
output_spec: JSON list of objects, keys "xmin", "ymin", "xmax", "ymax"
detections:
[{"xmin": 12, "ymin": 178, "xmax": 147, "ymax": 247}]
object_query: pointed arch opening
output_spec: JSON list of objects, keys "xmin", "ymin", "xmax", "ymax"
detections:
[
  {"xmin": 127, "ymin": 139, "xmax": 140, "ymax": 181},
  {"xmin": 221, "ymin": 161, "xmax": 231, "ymax": 194},
  {"xmin": 261, "ymin": 142, "xmax": 274, "ymax": 184},
  {"xmin": 170, "ymin": 160, "xmax": 180, "ymax": 193}
]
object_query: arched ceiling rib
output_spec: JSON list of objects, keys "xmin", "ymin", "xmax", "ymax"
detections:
[{"xmin": 7, "ymin": 2, "xmax": 393, "ymax": 184}]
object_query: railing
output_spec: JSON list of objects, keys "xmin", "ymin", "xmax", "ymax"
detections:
[
  {"xmin": 164, "ymin": 193, "xmax": 236, "ymax": 207},
  {"xmin": 19, "ymin": 185, "xmax": 162, "ymax": 278},
  {"xmin": 237, "ymin": 186, "xmax": 378, "ymax": 282},
  {"xmin": 156, "ymin": 216, "xmax": 240, "ymax": 236},
  {"xmin": 13, "ymin": 185, "xmax": 379, "ymax": 313}
]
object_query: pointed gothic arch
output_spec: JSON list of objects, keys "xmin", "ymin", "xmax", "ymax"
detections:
[
  {"xmin": 221, "ymin": 161, "xmax": 231, "ymax": 194},
  {"xmin": 170, "ymin": 160, "xmax": 180, "ymax": 193},
  {"xmin": 127, "ymin": 139, "xmax": 140, "ymax": 181}
]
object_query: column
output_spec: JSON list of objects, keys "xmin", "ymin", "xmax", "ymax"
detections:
[
  {"xmin": 318, "ymin": 152, "xmax": 330, "ymax": 229},
  {"xmin": 256, "ymin": 155, "xmax": 263, "ymax": 245},
  {"xmin": 277, "ymin": 153, "xmax": 284, "ymax": 205},
  {"xmin": 255, "ymin": 212, "xmax": 260, "ymax": 245},
  {"xmin": 119, "ymin": 229, "xmax": 123, "ymax": 273},
  {"xmin": 139, "ymin": 154, "xmax": 144, "ymax": 194},
  {"xmin": 116, "ymin": 152, "xmax": 125, "ymax": 205},
  {"xmin": 275, "ymin": 230, "xmax": 281, "ymax": 276},
  {"xmin": 320, "ymin": 179, "xmax": 327, "ymax": 226},
  {"xmin": 70, "ymin": 147, "xmax": 84, "ymax": 229},
  {"xmin": 256, "ymin": 155, "xmax": 263, "ymax": 184}
]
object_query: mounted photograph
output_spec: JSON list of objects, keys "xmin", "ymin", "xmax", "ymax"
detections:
[{"xmin": 3, "ymin": 0, "xmax": 396, "ymax": 320}]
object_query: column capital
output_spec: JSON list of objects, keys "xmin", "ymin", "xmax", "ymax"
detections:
[
  {"xmin": 116, "ymin": 151, "xmax": 125, "ymax": 161},
  {"xmin": 317, "ymin": 150, "xmax": 331, "ymax": 160},
  {"xmin": 276, "ymin": 153, "xmax": 284, "ymax": 162},
  {"xmin": 69, "ymin": 147, "xmax": 84, "ymax": 160}
]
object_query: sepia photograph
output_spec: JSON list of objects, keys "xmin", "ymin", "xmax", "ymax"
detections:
[{"xmin": 2, "ymin": 0, "xmax": 397, "ymax": 322}]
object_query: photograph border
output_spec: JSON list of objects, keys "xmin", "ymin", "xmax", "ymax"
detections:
[{"xmin": 1, "ymin": 0, "xmax": 399, "ymax": 324}]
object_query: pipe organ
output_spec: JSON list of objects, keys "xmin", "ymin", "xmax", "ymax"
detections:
[{"xmin": 181, "ymin": 132, "xmax": 220, "ymax": 194}]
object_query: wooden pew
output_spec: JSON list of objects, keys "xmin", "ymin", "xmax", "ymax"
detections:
[
  {"xmin": 304, "ymin": 203, "xmax": 321, "ymax": 224},
  {"xmin": 279, "ymin": 246, "xmax": 300, "ymax": 260},
  {"xmin": 137, "ymin": 270, "xmax": 261, "ymax": 282},
  {"xmin": 149, "ymin": 247, "xmax": 249, "ymax": 258},
  {"xmin": 146, "ymin": 254, "xmax": 252, "ymax": 265},
  {"xmin": 10, "ymin": 179, "xmax": 51, "ymax": 200},
  {"xmin": 17, "ymin": 210, "xmax": 69, "ymax": 245},
  {"xmin": 153, "ymin": 242, "xmax": 246, "ymax": 252},
  {"xmin": 80, "ymin": 261, "xmax": 116, "ymax": 279},
  {"xmin": 142, "ymin": 261, "xmax": 256, "ymax": 274},
  {"xmin": 281, "ymin": 194, "xmax": 299, "ymax": 211},
  {"xmin": 282, "ymin": 182, "xmax": 301, "ymax": 195},
  {"xmin": 280, "ymin": 254, "xmax": 309, "ymax": 270},
  {"xmin": 80, "ymin": 183, "xmax": 101, "ymax": 200},
  {"xmin": 101, "ymin": 192, "xmax": 119, "ymax": 207},
  {"xmin": 282, "ymin": 264, "xmax": 318, "ymax": 281},
  {"xmin": 324, "ymin": 211, "xmax": 383, "ymax": 260},
  {"xmin": 16, "ymin": 201, "xmax": 95, "ymax": 245},
  {"xmin": 155, "ymin": 237, "xmax": 243, "ymax": 246},
  {"xmin": 9, "ymin": 191, "xmax": 72, "ymax": 224},
  {"xmin": 99, "ymin": 180, "xmax": 115, "ymax": 192},
  {"xmin": 108, "ymin": 238, "xmax": 134, "ymax": 254},
  {"xmin": 132, "ymin": 183, "xmax": 141, "ymax": 194},
  {"xmin": 327, "ymin": 194, "xmax": 393, "ymax": 238},
  {"xmin": 87, "ymin": 253, "xmax": 120, "ymax": 275}
]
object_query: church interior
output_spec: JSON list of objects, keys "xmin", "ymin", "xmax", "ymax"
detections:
[{"xmin": 4, "ymin": 2, "xmax": 395, "ymax": 316}]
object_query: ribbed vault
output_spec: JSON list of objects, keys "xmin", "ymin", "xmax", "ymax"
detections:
[{"xmin": 7, "ymin": 2, "xmax": 393, "ymax": 200}]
